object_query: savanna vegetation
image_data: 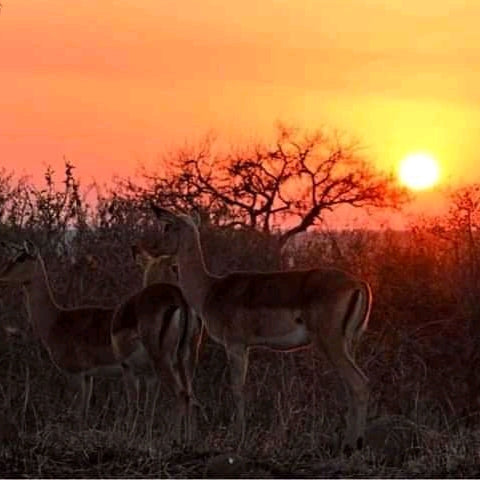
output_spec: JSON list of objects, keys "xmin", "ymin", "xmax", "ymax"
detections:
[{"xmin": 1, "ymin": 127, "xmax": 480, "ymax": 477}]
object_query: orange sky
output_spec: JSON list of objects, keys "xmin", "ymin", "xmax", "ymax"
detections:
[{"xmin": 1, "ymin": 1, "xmax": 480, "ymax": 225}]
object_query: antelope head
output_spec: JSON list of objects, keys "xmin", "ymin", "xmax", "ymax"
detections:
[
  {"xmin": 150, "ymin": 204, "xmax": 201, "ymax": 256},
  {"xmin": 131, "ymin": 242, "xmax": 179, "ymax": 284},
  {"xmin": 0, "ymin": 240, "xmax": 39, "ymax": 285}
]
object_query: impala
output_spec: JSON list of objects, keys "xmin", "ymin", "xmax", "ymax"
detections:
[
  {"xmin": 0, "ymin": 240, "xmax": 138, "ymax": 421},
  {"xmin": 131, "ymin": 243, "xmax": 204, "ymax": 380},
  {"xmin": 150, "ymin": 205, "xmax": 372, "ymax": 453},
  {"xmin": 109, "ymin": 244, "xmax": 202, "ymax": 443}
]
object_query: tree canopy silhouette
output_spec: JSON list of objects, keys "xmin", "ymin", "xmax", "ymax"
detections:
[{"xmin": 122, "ymin": 125, "xmax": 407, "ymax": 245}]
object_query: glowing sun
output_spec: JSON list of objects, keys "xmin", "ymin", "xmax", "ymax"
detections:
[{"xmin": 399, "ymin": 153, "xmax": 440, "ymax": 190}]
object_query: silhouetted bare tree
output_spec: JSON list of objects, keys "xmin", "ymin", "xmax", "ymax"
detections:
[{"xmin": 124, "ymin": 125, "xmax": 407, "ymax": 245}]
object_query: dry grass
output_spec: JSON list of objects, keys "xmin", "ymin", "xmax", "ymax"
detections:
[
  {"xmin": 0, "ymin": 330, "xmax": 479, "ymax": 478},
  {"xmin": 1, "ymin": 180, "xmax": 480, "ymax": 476}
]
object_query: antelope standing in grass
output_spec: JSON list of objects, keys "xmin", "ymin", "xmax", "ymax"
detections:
[
  {"xmin": 150, "ymin": 205, "xmax": 372, "ymax": 453},
  {"xmin": 0, "ymin": 241, "xmax": 197, "ymax": 442},
  {"xmin": 131, "ymin": 243, "xmax": 204, "ymax": 384},
  {"xmin": 0, "ymin": 240, "xmax": 139, "ymax": 421},
  {"xmin": 110, "ymin": 244, "xmax": 202, "ymax": 443}
]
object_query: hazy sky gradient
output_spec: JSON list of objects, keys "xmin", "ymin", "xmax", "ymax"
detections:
[{"xmin": 1, "ymin": 0, "xmax": 479, "ymax": 222}]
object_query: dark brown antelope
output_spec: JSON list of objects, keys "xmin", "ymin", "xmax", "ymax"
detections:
[
  {"xmin": 110, "ymin": 244, "xmax": 202, "ymax": 443},
  {"xmin": 150, "ymin": 205, "xmax": 372, "ymax": 453},
  {"xmin": 131, "ymin": 243, "xmax": 204, "ymax": 383},
  {"xmin": 0, "ymin": 240, "xmax": 139, "ymax": 421}
]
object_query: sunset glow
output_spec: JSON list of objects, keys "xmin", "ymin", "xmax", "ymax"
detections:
[
  {"xmin": 399, "ymin": 153, "xmax": 440, "ymax": 191},
  {"xmin": 1, "ymin": 1, "xmax": 480, "ymax": 225}
]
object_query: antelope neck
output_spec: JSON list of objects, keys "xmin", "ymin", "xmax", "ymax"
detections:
[
  {"xmin": 177, "ymin": 226, "xmax": 215, "ymax": 315},
  {"xmin": 23, "ymin": 257, "xmax": 62, "ymax": 339}
]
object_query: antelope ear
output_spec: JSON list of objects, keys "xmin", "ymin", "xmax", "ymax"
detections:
[
  {"xmin": 131, "ymin": 243, "xmax": 152, "ymax": 268},
  {"xmin": 150, "ymin": 203, "xmax": 176, "ymax": 223},
  {"xmin": 23, "ymin": 240, "xmax": 37, "ymax": 256}
]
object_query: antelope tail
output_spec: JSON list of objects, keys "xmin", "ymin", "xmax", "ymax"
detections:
[
  {"xmin": 175, "ymin": 295, "xmax": 191, "ymax": 355},
  {"xmin": 343, "ymin": 280, "xmax": 373, "ymax": 344}
]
